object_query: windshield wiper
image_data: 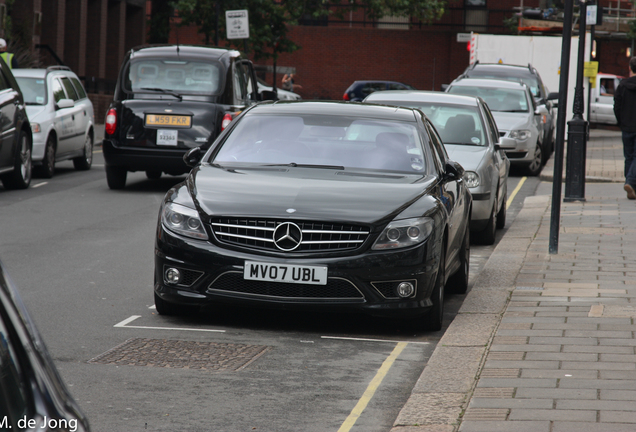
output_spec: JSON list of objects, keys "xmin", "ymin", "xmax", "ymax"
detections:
[
  {"xmin": 139, "ymin": 87, "xmax": 183, "ymax": 101},
  {"xmin": 265, "ymin": 163, "xmax": 345, "ymax": 170}
]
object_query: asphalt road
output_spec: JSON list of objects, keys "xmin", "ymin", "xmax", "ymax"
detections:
[{"xmin": 0, "ymin": 149, "xmax": 541, "ymax": 432}]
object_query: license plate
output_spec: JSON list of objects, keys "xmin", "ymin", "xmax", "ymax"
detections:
[
  {"xmin": 157, "ymin": 129, "xmax": 178, "ymax": 146},
  {"xmin": 244, "ymin": 261, "xmax": 328, "ymax": 285},
  {"xmin": 146, "ymin": 114, "xmax": 191, "ymax": 127}
]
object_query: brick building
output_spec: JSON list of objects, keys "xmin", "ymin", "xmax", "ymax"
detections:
[{"xmin": 5, "ymin": 0, "xmax": 635, "ymax": 116}]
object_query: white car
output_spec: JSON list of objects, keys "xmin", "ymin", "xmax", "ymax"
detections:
[
  {"xmin": 13, "ymin": 66, "xmax": 95, "ymax": 178},
  {"xmin": 446, "ymin": 78, "xmax": 548, "ymax": 176}
]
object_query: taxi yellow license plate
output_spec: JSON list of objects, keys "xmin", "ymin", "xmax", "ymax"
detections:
[
  {"xmin": 145, "ymin": 114, "xmax": 191, "ymax": 127},
  {"xmin": 244, "ymin": 261, "xmax": 328, "ymax": 285}
]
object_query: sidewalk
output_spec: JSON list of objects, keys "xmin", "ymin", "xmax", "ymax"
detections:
[{"xmin": 392, "ymin": 129, "xmax": 636, "ymax": 432}]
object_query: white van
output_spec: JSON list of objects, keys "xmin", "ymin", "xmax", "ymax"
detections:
[{"xmin": 590, "ymin": 73, "xmax": 624, "ymax": 124}]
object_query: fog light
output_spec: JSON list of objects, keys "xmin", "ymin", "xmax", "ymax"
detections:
[
  {"xmin": 165, "ymin": 268, "xmax": 181, "ymax": 285},
  {"xmin": 397, "ymin": 282, "xmax": 415, "ymax": 298}
]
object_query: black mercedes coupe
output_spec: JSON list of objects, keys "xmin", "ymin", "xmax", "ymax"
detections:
[{"xmin": 154, "ymin": 101, "xmax": 472, "ymax": 331}]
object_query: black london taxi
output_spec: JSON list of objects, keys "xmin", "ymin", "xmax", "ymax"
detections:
[{"xmin": 103, "ymin": 45, "xmax": 266, "ymax": 189}]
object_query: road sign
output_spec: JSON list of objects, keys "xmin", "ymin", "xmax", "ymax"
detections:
[{"xmin": 226, "ymin": 10, "xmax": 249, "ymax": 40}]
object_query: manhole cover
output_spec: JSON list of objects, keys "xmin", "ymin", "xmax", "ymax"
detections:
[{"xmin": 89, "ymin": 338, "xmax": 270, "ymax": 371}]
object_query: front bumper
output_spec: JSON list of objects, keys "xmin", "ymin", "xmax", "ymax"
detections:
[
  {"xmin": 102, "ymin": 138, "xmax": 191, "ymax": 175},
  {"xmin": 154, "ymin": 224, "xmax": 441, "ymax": 319}
]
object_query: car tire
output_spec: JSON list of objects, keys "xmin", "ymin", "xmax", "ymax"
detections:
[
  {"xmin": 1, "ymin": 130, "xmax": 32, "ymax": 190},
  {"xmin": 106, "ymin": 165, "xmax": 127, "ymax": 189},
  {"xmin": 448, "ymin": 223, "xmax": 470, "ymax": 295},
  {"xmin": 476, "ymin": 202, "xmax": 497, "ymax": 246},
  {"xmin": 496, "ymin": 192, "xmax": 507, "ymax": 229},
  {"xmin": 525, "ymin": 143, "xmax": 543, "ymax": 176},
  {"xmin": 154, "ymin": 292, "xmax": 196, "ymax": 316},
  {"xmin": 38, "ymin": 135, "xmax": 56, "ymax": 178},
  {"xmin": 73, "ymin": 133, "xmax": 93, "ymax": 171},
  {"xmin": 146, "ymin": 170, "xmax": 162, "ymax": 179}
]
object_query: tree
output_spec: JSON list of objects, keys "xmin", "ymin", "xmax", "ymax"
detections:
[{"xmin": 148, "ymin": 0, "xmax": 174, "ymax": 44}]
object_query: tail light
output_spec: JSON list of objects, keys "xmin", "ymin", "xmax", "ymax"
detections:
[
  {"xmin": 343, "ymin": 92, "xmax": 350, "ymax": 101},
  {"xmin": 105, "ymin": 108, "xmax": 117, "ymax": 135},
  {"xmin": 221, "ymin": 113, "xmax": 233, "ymax": 130}
]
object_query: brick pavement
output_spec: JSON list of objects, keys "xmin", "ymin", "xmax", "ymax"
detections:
[{"xmin": 393, "ymin": 129, "xmax": 636, "ymax": 432}]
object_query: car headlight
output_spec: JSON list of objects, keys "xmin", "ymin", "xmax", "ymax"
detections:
[
  {"xmin": 508, "ymin": 130, "xmax": 531, "ymax": 141},
  {"xmin": 372, "ymin": 217, "xmax": 434, "ymax": 250},
  {"xmin": 463, "ymin": 171, "xmax": 480, "ymax": 188},
  {"xmin": 31, "ymin": 123, "xmax": 41, "ymax": 134},
  {"xmin": 161, "ymin": 202, "xmax": 208, "ymax": 240}
]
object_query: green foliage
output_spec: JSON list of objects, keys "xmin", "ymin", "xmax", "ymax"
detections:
[
  {"xmin": 503, "ymin": 14, "xmax": 519, "ymax": 35},
  {"xmin": 629, "ymin": 19, "xmax": 636, "ymax": 40},
  {"xmin": 171, "ymin": 0, "xmax": 446, "ymax": 61},
  {"xmin": 148, "ymin": 0, "xmax": 174, "ymax": 44}
]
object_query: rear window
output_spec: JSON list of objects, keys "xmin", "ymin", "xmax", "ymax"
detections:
[
  {"xmin": 214, "ymin": 114, "xmax": 427, "ymax": 173},
  {"xmin": 124, "ymin": 59, "xmax": 223, "ymax": 95},
  {"xmin": 448, "ymin": 86, "xmax": 529, "ymax": 113}
]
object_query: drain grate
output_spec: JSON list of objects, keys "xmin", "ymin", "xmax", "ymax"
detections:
[
  {"xmin": 481, "ymin": 368, "xmax": 520, "ymax": 378},
  {"xmin": 89, "ymin": 338, "xmax": 270, "ymax": 371},
  {"xmin": 462, "ymin": 408, "xmax": 509, "ymax": 421},
  {"xmin": 473, "ymin": 388, "xmax": 514, "ymax": 398}
]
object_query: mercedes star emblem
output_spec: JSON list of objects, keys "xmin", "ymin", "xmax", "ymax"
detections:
[{"xmin": 273, "ymin": 222, "xmax": 302, "ymax": 251}]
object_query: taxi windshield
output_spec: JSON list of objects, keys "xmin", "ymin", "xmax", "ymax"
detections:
[{"xmin": 124, "ymin": 59, "xmax": 223, "ymax": 95}]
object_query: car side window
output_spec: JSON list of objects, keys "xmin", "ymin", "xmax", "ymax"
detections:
[
  {"xmin": 0, "ymin": 70, "xmax": 9, "ymax": 91},
  {"xmin": 61, "ymin": 77, "xmax": 79, "ymax": 101},
  {"xmin": 70, "ymin": 77, "xmax": 87, "ymax": 99},
  {"xmin": 233, "ymin": 62, "xmax": 249, "ymax": 103},
  {"xmin": 361, "ymin": 83, "xmax": 385, "ymax": 96},
  {"xmin": 51, "ymin": 78, "xmax": 66, "ymax": 103},
  {"xmin": 0, "ymin": 306, "xmax": 31, "ymax": 429},
  {"xmin": 425, "ymin": 119, "xmax": 446, "ymax": 172},
  {"xmin": 482, "ymin": 103, "xmax": 500, "ymax": 142},
  {"xmin": 388, "ymin": 83, "xmax": 406, "ymax": 90}
]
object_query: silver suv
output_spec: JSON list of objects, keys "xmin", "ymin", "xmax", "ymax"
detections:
[
  {"xmin": 446, "ymin": 78, "xmax": 548, "ymax": 176},
  {"xmin": 14, "ymin": 66, "xmax": 95, "ymax": 178}
]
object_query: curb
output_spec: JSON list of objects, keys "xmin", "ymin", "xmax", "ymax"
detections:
[{"xmin": 391, "ymin": 195, "xmax": 551, "ymax": 432}]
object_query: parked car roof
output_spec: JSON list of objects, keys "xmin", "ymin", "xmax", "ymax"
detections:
[
  {"xmin": 252, "ymin": 100, "xmax": 420, "ymax": 122},
  {"xmin": 363, "ymin": 90, "xmax": 480, "ymax": 107}
]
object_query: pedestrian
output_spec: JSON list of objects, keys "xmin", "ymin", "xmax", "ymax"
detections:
[
  {"xmin": 281, "ymin": 73, "xmax": 302, "ymax": 92},
  {"xmin": 614, "ymin": 56, "xmax": 636, "ymax": 199},
  {"xmin": 0, "ymin": 38, "xmax": 18, "ymax": 69}
]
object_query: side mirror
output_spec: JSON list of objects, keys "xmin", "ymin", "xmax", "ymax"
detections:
[
  {"xmin": 444, "ymin": 160, "xmax": 464, "ymax": 181},
  {"xmin": 56, "ymin": 98, "xmax": 74, "ymax": 109},
  {"xmin": 535, "ymin": 105, "xmax": 549, "ymax": 115},
  {"xmin": 496, "ymin": 137, "xmax": 517, "ymax": 151},
  {"xmin": 183, "ymin": 147, "xmax": 204, "ymax": 168},
  {"xmin": 260, "ymin": 90, "xmax": 278, "ymax": 101},
  {"xmin": 547, "ymin": 91, "xmax": 559, "ymax": 108}
]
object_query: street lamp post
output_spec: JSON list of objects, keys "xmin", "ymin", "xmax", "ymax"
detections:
[{"xmin": 564, "ymin": 0, "xmax": 589, "ymax": 202}]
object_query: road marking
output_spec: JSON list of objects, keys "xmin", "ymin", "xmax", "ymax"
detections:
[
  {"xmin": 32, "ymin": 182, "xmax": 48, "ymax": 188},
  {"xmin": 338, "ymin": 342, "xmax": 408, "ymax": 432},
  {"xmin": 114, "ymin": 315, "xmax": 226, "ymax": 333},
  {"xmin": 322, "ymin": 336, "xmax": 429, "ymax": 345},
  {"xmin": 506, "ymin": 176, "xmax": 526, "ymax": 209}
]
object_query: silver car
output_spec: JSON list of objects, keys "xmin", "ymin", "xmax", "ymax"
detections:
[
  {"xmin": 364, "ymin": 90, "xmax": 512, "ymax": 245},
  {"xmin": 446, "ymin": 78, "xmax": 548, "ymax": 176}
]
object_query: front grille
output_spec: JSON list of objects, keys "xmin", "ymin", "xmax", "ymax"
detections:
[
  {"xmin": 208, "ymin": 272, "xmax": 364, "ymax": 300},
  {"xmin": 211, "ymin": 218, "xmax": 370, "ymax": 252}
]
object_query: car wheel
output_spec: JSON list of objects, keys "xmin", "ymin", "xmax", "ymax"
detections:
[
  {"xmin": 476, "ymin": 201, "xmax": 497, "ymax": 245},
  {"xmin": 106, "ymin": 165, "xmax": 127, "ymax": 189},
  {"xmin": 496, "ymin": 192, "xmax": 507, "ymax": 229},
  {"xmin": 421, "ymin": 243, "xmax": 446, "ymax": 331},
  {"xmin": 38, "ymin": 135, "xmax": 56, "ymax": 178},
  {"xmin": 525, "ymin": 143, "xmax": 543, "ymax": 176},
  {"xmin": 73, "ymin": 133, "xmax": 93, "ymax": 170},
  {"xmin": 154, "ymin": 292, "xmax": 196, "ymax": 316},
  {"xmin": 448, "ymin": 223, "xmax": 470, "ymax": 295},
  {"xmin": 146, "ymin": 170, "xmax": 162, "ymax": 179},
  {"xmin": 1, "ymin": 130, "xmax": 32, "ymax": 190}
]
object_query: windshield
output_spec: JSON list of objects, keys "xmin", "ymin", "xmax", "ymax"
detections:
[
  {"xmin": 124, "ymin": 59, "xmax": 223, "ymax": 95},
  {"xmin": 467, "ymin": 70, "xmax": 541, "ymax": 98},
  {"xmin": 448, "ymin": 86, "xmax": 529, "ymax": 113},
  {"xmin": 214, "ymin": 114, "xmax": 427, "ymax": 173},
  {"xmin": 375, "ymin": 101, "xmax": 486, "ymax": 146},
  {"xmin": 15, "ymin": 77, "xmax": 47, "ymax": 105}
]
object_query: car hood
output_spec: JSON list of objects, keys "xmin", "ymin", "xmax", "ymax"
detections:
[
  {"xmin": 444, "ymin": 145, "xmax": 487, "ymax": 171},
  {"xmin": 490, "ymin": 111, "xmax": 530, "ymax": 131},
  {"xmin": 188, "ymin": 165, "xmax": 437, "ymax": 225},
  {"xmin": 25, "ymin": 105, "xmax": 47, "ymax": 121}
]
